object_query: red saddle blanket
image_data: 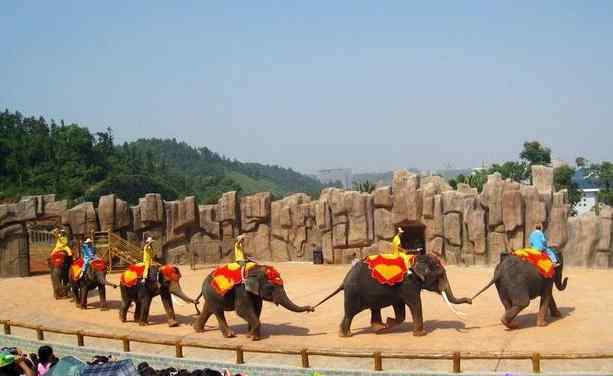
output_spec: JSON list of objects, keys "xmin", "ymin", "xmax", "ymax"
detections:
[
  {"xmin": 120, "ymin": 264, "xmax": 180, "ymax": 287},
  {"xmin": 211, "ymin": 262, "xmax": 257, "ymax": 296},
  {"xmin": 69, "ymin": 258, "xmax": 107, "ymax": 281},
  {"xmin": 49, "ymin": 251, "xmax": 68, "ymax": 268},
  {"xmin": 512, "ymin": 248, "xmax": 555, "ymax": 278},
  {"xmin": 211, "ymin": 262, "xmax": 283, "ymax": 296},
  {"xmin": 364, "ymin": 253, "xmax": 416, "ymax": 286}
]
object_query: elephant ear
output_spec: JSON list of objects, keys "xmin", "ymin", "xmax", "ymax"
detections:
[
  {"xmin": 244, "ymin": 275, "xmax": 261, "ymax": 296},
  {"xmin": 410, "ymin": 257, "xmax": 429, "ymax": 282}
]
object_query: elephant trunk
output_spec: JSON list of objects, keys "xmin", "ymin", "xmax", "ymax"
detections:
[
  {"xmin": 97, "ymin": 274, "xmax": 117, "ymax": 289},
  {"xmin": 554, "ymin": 262, "xmax": 568, "ymax": 291},
  {"xmin": 272, "ymin": 287, "xmax": 313, "ymax": 313},
  {"xmin": 440, "ymin": 275, "xmax": 472, "ymax": 305},
  {"xmin": 169, "ymin": 282, "xmax": 197, "ymax": 304}
]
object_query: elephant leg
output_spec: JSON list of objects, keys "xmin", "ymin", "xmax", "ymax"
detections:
[
  {"xmin": 247, "ymin": 298, "xmax": 263, "ymax": 337},
  {"xmin": 134, "ymin": 300, "xmax": 142, "ymax": 322},
  {"xmin": 214, "ymin": 311, "xmax": 235, "ymax": 338},
  {"xmin": 236, "ymin": 295, "xmax": 261, "ymax": 340},
  {"xmin": 98, "ymin": 285, "xmax": 108, "ymax": 311},
  {"xmin": 549, "ymin": 296, "xmax": 561, "ymax": 318},
  {"xmin": 496, "ymin": 285, "xmax": 512, "ymax": 310},
  {"xmin": 193, "ymin": 302, "xmax": 213, "ymax": 333},
  {"xmin": 119, "ymin": 299, "xmax": 132, "ymax": 322},
  {"xmin": 407, "ymin": 298, "xmax": 426, "ymax": 337},
  {"xmin": 386, "ymin": 304, "xmax": 406, "ymax": 329},
  {"xmin": 501, "ymin": 296, "xmax": 529, "ymax": 330},
  {"xmin": 79, "ymin": 285, "xmax": 88, "ymax": 309},
  {"xmin": 139, "ymin": 296, "xmax": 153, "ymax": 326},
  {"xmin": 72, "ymin": 285, "xmax": 80, "ymax": 308},
  {"xmin": 537, "ymin": 293, "xmax": 552, "ymax": 327},
  {"xmin": 160, "ymin": 292, "xmax": 178, "ymax": 327},
  {"xmin": 339, "ymin": 314, "xmax": 355, "ymax": 338},
  {"xmin": 370, "ymin": 309, "xmax": 386, "ymax": 331}
]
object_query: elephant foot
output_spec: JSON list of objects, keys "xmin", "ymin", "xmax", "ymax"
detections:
[
  {"xmin": 139, "ymin": 322, "xmax": 149, "ymax": 327},
  {"xmin": 192, "ymin": 324, "xmax": 205, "ymax": 333},
  {"xmin": 338, "ymin": 329, "xmax": 352, "ymax": 338},
  {"xmin": 536, "ymin": 318, "xmax": 547, "ymax": 327},
  {"xmin": 385, "ymin": 317, "xmax": 401, "ymax": 328},
  {"xmin": 168, "ymin": 320, "xmax": 179, "ymax": 328},
  {"xmin": 100, "ymin": 306, "xmax": 109, "ymax": 311},
  {"xmin": 120, "ymin": 317, "xmax": 127, "ymax": 323},
  {"xmin": 371, "ymin": 322, "xmax": 386, "ymax": 332},
  {"xmin": 222, "ymin": 330, "xmax": 236, "ymax": 338},
  {"xmin": 551, "ymin": 310, "xmax": 562, "ymax": 318},
  {"xmin": 251, "ymin": 334, "xmax": 261, "ymax": 341},
  {"xmin": 500, "ymin": 318, "xmax": 518, "ymax": 330},
  {"xmin": 413, "ymin": 329, "xmax": 427, "ymax": 337}
]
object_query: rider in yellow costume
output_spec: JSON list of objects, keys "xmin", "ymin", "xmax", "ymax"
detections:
[{"xmin": 51, "ymin": 228, "xmax": 72, "ymax": 256}]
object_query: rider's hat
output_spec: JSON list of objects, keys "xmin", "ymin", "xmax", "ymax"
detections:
[{"xmin": 84, "ymin": 238, "xmax": 92, "ymax": 243}]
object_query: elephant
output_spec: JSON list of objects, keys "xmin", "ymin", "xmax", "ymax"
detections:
[
  {"xmin": 119, "ymin": 264, "xmax": 199, "ymax": 327},
  {"xmin": 315, "ymin": 251, "xmax": 472, "ymax": 337},
  {"xmin": 192, "ymin": 264, "xmax": 314, "ymax": 340},
  {"xmin": 69, "ymin": 258, "xmax": 117, "ymax": 310},
  {"xmin": 48, "ymin": 251, "xmax": 72, "ymax": 299},
  {"xmin": 472, "ymin": 248, "xmax": 567, "ymax": 329}
]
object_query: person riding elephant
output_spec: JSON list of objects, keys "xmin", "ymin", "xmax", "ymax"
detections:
[
  {"xmin": 119, "ymin": 264, "xmax": 199, "ymax": 327},
  {"xmin": 192, "ymin": 263, "xmax": 314, "ymax": 340},
  {"xmin": 529, "ymin": 224, "xmax": 560, "ymax": 267},
  {"xmin": 79, "ymin": 238, "xmax": 96, "ymax": 279},
  {"xmin": 314, "ymin": 249, "xmax": 472, "ymax": 337},
  {"xmin": 69, "ymin": 256, "xmax": 117, "ymax": 310},
  {"xmin": 141, "ymin": 236, "xmax": 155, "ymax": 284},
  {"xmin": 472, "ymin": 247, "xmax": 567, "ymax": 329},
  {"xmin": 47, "ymin": 228, "xmax": 73, "ymax": 299}
]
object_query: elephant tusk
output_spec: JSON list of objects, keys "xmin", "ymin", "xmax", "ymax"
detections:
[{"xmin": 442, "ymin": 291, "xmax": 467, "ymax": 320}]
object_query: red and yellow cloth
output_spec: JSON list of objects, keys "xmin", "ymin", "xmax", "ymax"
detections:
[
  {"xmin": 69, "ymin": 258, "xmax": 107, "ymax": 281},
  {"xmin": 513, "ymin": 248, "xmax": 555, "ymax": 278},
  {"xmin": 49, "ymin": 251, "xmax": 68, "ymax": 268},
  {"xmin": 120, "ymin": 263, "xmax": 180, "ymax": 287},
  {"xmin": 364, "ymin": 253, "xmax": 416, "ymax": 286},
  {"xmin": 211, "ymin": 262, "xmax": 257, "ymax": 296}
]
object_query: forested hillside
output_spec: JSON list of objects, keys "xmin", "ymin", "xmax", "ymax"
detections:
[{"xmin": 0, "ymin": 110, "xmax": 323, "ymax": 204}]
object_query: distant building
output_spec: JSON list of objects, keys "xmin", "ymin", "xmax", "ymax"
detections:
[
  {"xmin": 573, "ymin": 168, "xmax": 600, "ymax": 215},
  {"xmin": 318, "ymin": 168, "xmax": 352, "ymax": 189},
  {"xmin": 552, "ymin": 159, "xmax": 569, "ymax": 169}
]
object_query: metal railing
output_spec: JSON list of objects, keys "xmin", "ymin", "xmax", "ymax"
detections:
[{"xmin": 2, "ymin": 319, "xmax": 612, "ymax": 373}]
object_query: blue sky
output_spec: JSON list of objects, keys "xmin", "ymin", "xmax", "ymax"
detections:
[{"xmin": 2, "ymin": 1, "xmax": 612, "ymax": 173}]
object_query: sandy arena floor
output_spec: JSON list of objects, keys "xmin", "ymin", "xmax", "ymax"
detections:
[{"xmin": 1, "ymin": 263, "xmax": 612, "ymax": 373}]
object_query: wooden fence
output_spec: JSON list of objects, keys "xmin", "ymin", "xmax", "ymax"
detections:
[{"xmin": 2, "ymin": 319, "xmax": 612, "ymax": 373}]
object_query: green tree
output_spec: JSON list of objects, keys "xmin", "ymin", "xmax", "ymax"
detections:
[
  {"xmin": 553, "ymin": 165, "xmax": 582, "ymax": 215},
  {"xmin": 520, "ymin": 141, "xmax": 551, "ymax": 167},
  {"xmin": 489, "ymin": 161, "xmax": 527, "ymax": 182},
  {"xmin": 353, "ymin": 180, "xmax": 376, "ymax": 193},
  {"xmin": 588, "ymin": 162, "xmax": 613, "ymax": 206}
]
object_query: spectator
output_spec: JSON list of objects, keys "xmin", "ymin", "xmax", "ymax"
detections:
[
  {"xmin": 37, "ymin": 346, "xmax": 57, "ymax": 376},
  {"xmin": 0, "ymin": 349, "xmax": 34, "ymax": 376}
]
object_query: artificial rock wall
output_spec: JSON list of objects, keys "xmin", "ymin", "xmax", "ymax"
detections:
[{"xmin": 1, "ymin": 166, "xmax": 612, "ymax": 277}]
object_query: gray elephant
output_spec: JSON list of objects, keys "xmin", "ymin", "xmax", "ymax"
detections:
[
  {"xmin": 69, "ymin": 258, "xmax": 117, "ymax": 310},
  {"xmin": 472, "ymin": 248, "xmax": 567, "ymax": 329},
  {"xmin": 192, "ymin": 264, "xmax": 314, "ymax": 340},
  {"xmin": 119, "ymin": 264, "xmax": 199, "ymax": 327},
  {"xmin": 48, "ymin": 251, "xmax": 72, "ymax": 299},
  {"xmin": 315, "ymin": 252, "xmax": 472, "ymax": 337}
]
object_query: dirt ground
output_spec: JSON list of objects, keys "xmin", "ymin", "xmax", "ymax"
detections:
[{"xmin": 1, "ymin": 263, "xmax": 612, "ymax": 373}]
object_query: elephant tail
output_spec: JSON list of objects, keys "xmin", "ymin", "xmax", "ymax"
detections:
[
  {"xmin": 313, "ymin": 285, "xmax": 344, "ymax": 309},
  {"xmin": 471, "ymin": 276, "xmax": 497, "ymax": 301}
]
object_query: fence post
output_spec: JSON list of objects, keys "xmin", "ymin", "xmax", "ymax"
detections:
[
  {"xmin": 236, "ymin": 346, "xmax": 244, "ymax": 364},
  {"xmin": 36, "ymin": 326, "xmax": 44, "ymax": 341},
  {"xmin": 532, "ymin": 352, "xmax": 541, "ymax": 373},
  {"xmin": 374, "ymin": 352, "xmax": 383, "ymax": 371},
  {"xmin": 175, "ymin": 342, "xmax": 183, "ymax": 358},
  {"xmin": 76, "ymin": 331, "xmax": 84, "ymax": 347},
  {"xmin": 3, "ymin": 321, "xmax": 10, "ymax": 335},
  {"xmin": 452, "ymin": 352, "xmax": 461, "ymax": 373},
  {"xmin": 300, "ymin": 349, "xmax": 310, "ymax": 368},
  {"xmin": 122, "ymin": 337, "xmax": 130, "ymax": 352}
]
